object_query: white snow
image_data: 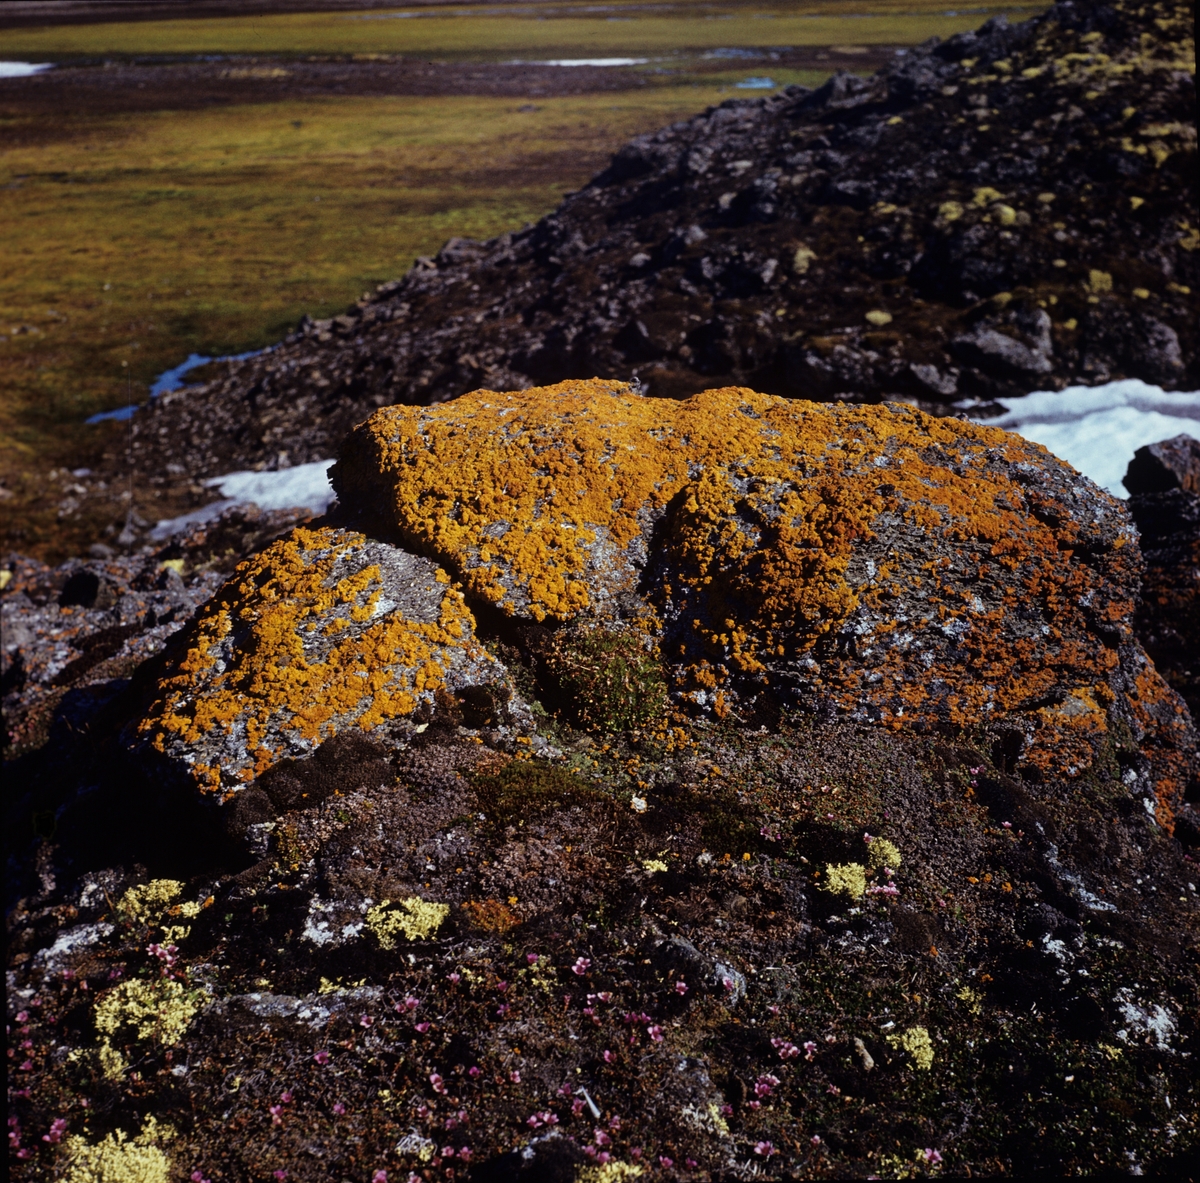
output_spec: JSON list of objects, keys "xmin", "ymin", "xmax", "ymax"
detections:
[
  {"xmin": 150, "ymin": 458, "xmax": 335, "ymax": 540},
  {"xmin": 969, "ymin": 379, "xmax": 1200, "ymax": 497},
  {"xmin": 0, "ymin": 62, "xmax": 53, "ymax": 78}
]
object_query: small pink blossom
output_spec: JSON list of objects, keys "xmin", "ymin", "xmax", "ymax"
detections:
[
  {"xmin": 269, "ymin": 1106, "xmax": 284, "ymax": 1127},
  {"xmin": 659, "ymin": 1156, "xmax": 674, "ymax": 1169},
  {"xmin": 771, "ymin": 1037, "xmax": 801, "ymax": 1060},
  {"xmin": 441, "ymin": 1147, "xmax": 455, "ymax": 1158},
  {"xmin": 509, "ymin": 1070, "xmax": 521, "ymax": 1083},
  {"xmin": 373, "ymin": 1171, "xmax": 389, "ymax": 1183},
  {"xmin": 280, "ymin": 1091, "xmax": 293, "ymax": 1104},
  {"xmin": 397, "ymin": 996, "xmax": 420, "ymax": 1012},
  {"xmin": 674, "ymin": 980, "xmax": 688, "ymax": 995},
  {"xmin": 430, "ymin": 1073, "xmax": 446, "ymax": 1094},
  {"xmin": 16, "ymin": 1012, "xmax": 29, "ymax": 1022},
  {"xmin": 755, "ymin": 1142, "xmax": 776, "ymax": 1158},
  {"xmin": 609, "ymin": 1117, "xmax": 621, "ymax": 1131},
  {"xmin": 746, "ymin": 1100, "xmax": 761, "ymax": 1110},
  {"xmin": 572, "ymin": 957, "xmax": 591, "ymax": 976},
  {"xmin": 457, "ymin": 1148, "xmax": 472, "ymax": 1162},
  {"xmin": 804, "ymin": 1040, "xmax": 818, "ymax": 1061},
  {"xmin": 826, "ymin": 1084, "xmax": 841, "ymax": 1095},
  {"xmin": 922, "ymin": 1149, "xmax": 943, "ymax": 1165},
  {"xmin": 468, "ymin": 1066, "xmax": 481, "ymax": 1078},
  {"xmin": 603, "ymin": 1049, "xmax": 616, "ymax": 1063},
  {"xmin": 810, "ymin": 1135, "xmax": 821, "ymax": 1146},
  {"xmin": 415, "ymin": 1022, "xmax": 431, "ymax": 1034},
  {"xmin": 686, "ymin": 1159, "xmax": 698, "ymax": 1169},
  {"xmin": 19, "ymin": 1061, "xmax": 33, "ymax": 1071},
  {"xmin": 42, "ymin": 1118, "xmax": 68, "ymax": 1144},
  {"xmin": 332, "ymin": 1102, "xmax": 346, "ymax": 1116},
  {"xmin": 191, "ymin": 1172, "xmax": 211, "ymax": 1183},
  {"xmin": 496, "ymin": 1004, "xmax": 509, "ymax": 1017},
  {"xmin": 593, "ymin": 1129, "xmax": 611, "ymax": 1147},
  {"xmin": 526, "ymin": 953, "xmax": 539, "ymax": 965},
  {"xmin": 755, "ymin": 1074, "xmax": 780, "ymax": 1097},
  {"xmin": 572, "ymin": 1099, "xmax": 586, "ymax": 1117},
  {"xmin": 360, "ymin": 1014, "xmax": 373, "ymax": 1028},
  {"xmin": 648, "ymin": 1025, "xmax": 664, "ymax": 1043},
  {"xmin": 314, "ymin": 1050, "xmax": 330, "ymax": 1064},
  {"xmin": 273, "ymin": 1171, "xmax": 288, "ymax": 1181}
]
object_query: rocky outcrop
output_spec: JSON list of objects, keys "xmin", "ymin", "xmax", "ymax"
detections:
[
  {"xmin": 111, "ymin": 0, "xmax": 1197, "ymax": 513},
  {"xmin": 5, "ymin": 387, "xmax": 1200, "ymax": 1180},
  {"xmin": 333, "ymin": 380, "xmax": 1194, "ymax": 825}
]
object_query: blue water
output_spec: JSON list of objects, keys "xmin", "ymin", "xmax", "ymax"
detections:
[
  {"xmin": 736, "ymin": 76, "xmax": 776, "ymax": 89},
  {"xmin": 86, "ymin": 349, "xmax": 264, "ymax": 424}
]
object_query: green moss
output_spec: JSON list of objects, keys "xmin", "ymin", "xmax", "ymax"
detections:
[
  {"xmin": 472, "ymin": 759, "xmax": 605, "ymax": 823},
  {"xmin": 546, "ymin": 626, "xmax": 668, "ymax": 733}
]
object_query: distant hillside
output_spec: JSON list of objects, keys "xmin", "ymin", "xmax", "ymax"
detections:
[{"xmin": 124, "ymin": 0, "xmax": 1196, "ymax": 508}]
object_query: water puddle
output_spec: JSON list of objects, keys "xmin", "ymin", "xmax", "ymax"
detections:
[
  {"xmin": 86, "ymin": 350, "xmax": 264, "ymax": 424},
  {"xmin": 509, "ymin": 57, "xmax": 649, "ymax": 66},
  {"xmin": 735, "ymin": 76, "xmax": 777, "ymax": 89}
]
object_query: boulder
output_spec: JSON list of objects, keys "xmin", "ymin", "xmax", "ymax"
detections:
[
  {"xmin": 135, "ymin": 524, "xmax": 504, "ymax": 797},
  {"xmin": 334, "ymin": 379, "xmax": 1193, "ymax": 822}
]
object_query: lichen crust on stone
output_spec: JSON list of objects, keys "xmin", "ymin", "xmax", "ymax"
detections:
[
  {"xmin": 333, "ymin": 379, "xmax": 1193, "ymax": 817},
  {"xmin": 137, "ymin": 525, "xmax": 497, "ymax": 793}
]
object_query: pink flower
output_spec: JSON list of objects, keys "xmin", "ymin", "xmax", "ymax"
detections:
[
  {"xmin": 314, "ymin": 1050, "xmax": 330, "ymax": 1065},
  {"xmin": 496, "ymin": 981, "xmax": 508, "ymax": 992},
  {"xmin": 596, "ymin": 991, "xmax": 612, "ymax": 1003},
  {"xmin": 280, "ymin": 1091, "xmax": 293, "ymax": 1104},
  {"xmin": 648, "ymin": 1025, "xmax": 664, "ymax": 1043},
  {"xmin": 415, "ymin": 1022, "xmax": 431, "ymax": 1034},
  {"xmin": 191, "ymin": 1172, "xmax": 211, "ymax": 1183},
  {"xmin": 42, "ymin": 1118, "xmax": 68, "ymax": 1144},
  {"xmin": 457, "ymin": 1148, "xmax": 472, "ymax": 1162},
  {"xmin": 755, "ymin": 1074, "xmax": 780, "ymax": 1097},
  {"xmin": 603, "ymin": 1050, "xmax": 616, "ymax": 1063},
  {"xmin": 609, "ymin": 1117, "xmax": 621, "ymax": 1131},
  {"xmin": 659, "ymin": 1156, "xmax": 673, "ymax": 1169},
  {"xmin": 754, "ymin": 1141, "xmax": 776, "ymax": 1158},
  {"xmin": 448, "ymin": 973, "xmax": 461, "ymax": 983},
  {"xmin": 721, "ymin": 976, "xmax": 735, "ymax": 992},
  {"xmin": 674, "ymin": 980, "xmax": 688, "ymax": 995},
  {"xmin": 509, "ymin": 1070, "xmax": 521, "ymax": 1083},
  {"xmin": 430, "ymin": 1073, "xmax": 446, "ymax": 1094},
  {"xmin": 373, "ymin": 1171, "xmax": 389, "ymax": 1183},
  {"xmin": 16, "ymin": 1012, "xmax": 28, "ymax": 1023},
  {"xmin": 768, "ymin": 1004, "xmax": 779, "ymax": 1015},
  {"xmin": 496, "ymin": 1005, "xmax": 509, "ymax": 1017},
  {"xmin": 359, "ymin": 1015, "xmax": 373, "ymax": 1028},
  {"xmin": 810, "ymin": 1134, "xmax": 821, "ymax": 1146},
  {"xmin": 441, "ymin": 1147, "xmax": 455, "ymax": 1158},
  {"xmin": 572, "ymin": 957, "xmax": 591, "ymax": 976},
  {"xmin": 826, "ymin": 1083, "xmax": 840, "ymax": 1095},
  {"xmin": 771, "ymin": 1037, "xmax": 801, "ymax": 1060},
  {"xmin": 397, "ymin": 996, "xmax": 420, "ymax": 1012},
  {"xmin": 332, "ymin": 1102, "xmax": 346, "ymax": 1116},
  {"xmin": 269, "ymin": 1106, "xmax": 284, "ymax": 1126},
  {"xmin": 572, "ymin": 1100, "xmax": 586, "ymax": 1117},
  {"xmin": 593, "ymin": 1129, "xmax": 611, "ymax": 1147},
  {"xmin": 746, "ymin": 1100, "xmax": 761, "ymax": 1110},
  {"xmin": 922, "ymin": 1149, "xmax": 943, "ymax": 1165},
  {"xmin": 720, "ymin": 1104, "xmax": 733, "ymax": 1117},
  {"xmin": 686, "ymin": 1159, "xmax": 698, "ymax": 1169},
  {"xmin": 273, "ymin": 1171, "xmax": 288, "ymax": 1181},
  {"xmin": 526, "ymin": 953, "xmax": 539, "ymax": 965},
  {"xmin": 468, "ymin": 1066, "xmax": 481, "ymax": 1078},
  {"xmin": 803, "ymin": 1040, "xmax": 818, "ymax": 1061},
  {"xmin": 19, "ymin": 1061, "xmax": 32, "ymax": 1071}
]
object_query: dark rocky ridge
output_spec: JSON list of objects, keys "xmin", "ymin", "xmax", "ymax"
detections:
[{"xmin": 112, "ymin": 0, "xmax": 1198, "ymax": 515}]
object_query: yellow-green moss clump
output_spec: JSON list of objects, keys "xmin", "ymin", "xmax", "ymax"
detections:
[
  {"xmin": 888, "ymin": 1025, "xmax": 936, "ymax": 1071},
  {"xmin": 332, "ymin": 379, "xmax": 1192, "ymax": 817},
  {"xmin": 822, "ymin": 863, "xmax": 869, "ymax": 900},
  {"xmin": 63, "ymin": 1119, "xmax": 172, "ymax": 1183},
  {"xmin": 138, "ymin": 525, "xmax": 498, "ymax": 794},
  {"xmin": 366, "ymin": 897, "xmax": 451, "ymax": 948},
  {"xmin": 94, "ymin": 978, "xmax": 199, "ymax": 1078}
]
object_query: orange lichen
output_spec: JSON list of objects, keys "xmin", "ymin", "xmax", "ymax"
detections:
[
  {"xmin": 331, "ymin": 380, "xmax": 1191, "ymax": 802},
  {"xmin": 139, "ymin": 525, "xmax": 488, "ymax": 792}
]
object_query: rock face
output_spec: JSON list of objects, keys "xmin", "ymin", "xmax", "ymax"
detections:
[
  {"xmin": 111, "ymin": 0, "xmax": 1198, "ymax": 515},
  {"xmin": 335, "ymin": 380, "xmax": 1193, "ymax": 824},
  {"xmin": 135, "ymin": 525, "xmax": 506, "ymax": 796}
]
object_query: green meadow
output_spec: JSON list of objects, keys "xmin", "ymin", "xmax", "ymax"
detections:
[
  {"xmin": 0, "ymin": 1, "xmax": 1043, "ymax": 557},
  {"xmin": 4, "ymin": 2, "xmax": 1043, "ymax": 60}
]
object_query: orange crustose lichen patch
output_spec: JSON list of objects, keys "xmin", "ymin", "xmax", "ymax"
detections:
[
  {"xmin": 139, "ymin": 525, "xmax": 489, "ymax": 793},
  {"xmin": 332, "ymin": 379, "xmax": 1196, "ymax": 818}
]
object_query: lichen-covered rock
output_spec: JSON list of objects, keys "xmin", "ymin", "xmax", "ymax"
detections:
[
  {"xmin": 334, "ymin": 379, "xmax": 1194, "ymax": 821},
  {"xmin": 136, "ymin": 524, "xmax": 503, "ymax": 795}
]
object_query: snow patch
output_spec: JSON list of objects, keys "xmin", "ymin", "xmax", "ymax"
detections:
[
  {"xmin": 150, "ymin": 458, "xmax": 335, "ymax": 540},
  {"xmin": 0, "ymin": 62, "xmax": 53, "ymax": 78},
  {"xmin": 967, "ymin": 379, "xmax": 1200, "ymax": 497}
]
